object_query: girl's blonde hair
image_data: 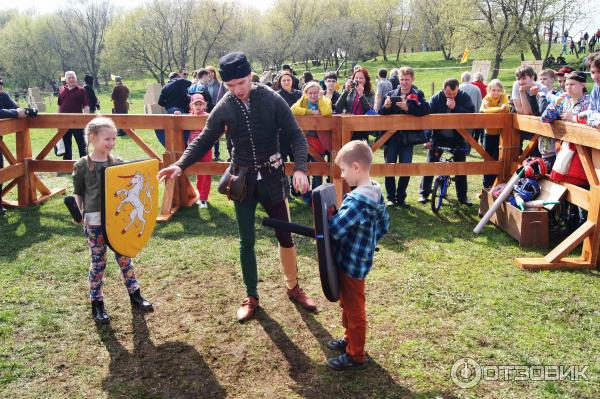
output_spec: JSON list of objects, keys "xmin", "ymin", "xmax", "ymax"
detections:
[
  {"xmin": 84, "ymin": 116, "xmax": 117, "ymax": 170},
  {"xmin": 487, "ymin": 79, "xmax": 504, "ymax": 93},
  {"xmin": 303, "ymin": 81, "xmax": 322, "ymax": 95}
]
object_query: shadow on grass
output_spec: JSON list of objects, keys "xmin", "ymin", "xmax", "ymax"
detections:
[
  {"xmin": 256, "ymin": 308, "xmax": 416, "ymax": 398},
  {"xmin": 0, "ymin": 205, "xmax": 81, "ymax": 261},
  {"xmin": 98, "ymin": 309, "xmax": 226, "ymax": 399},
  {"xmin": 153, "ymin": 202, "xmax": 239, "ymax": 241}
]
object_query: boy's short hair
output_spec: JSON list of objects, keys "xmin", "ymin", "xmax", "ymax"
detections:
[
  {"xmin": 398, "ymin": 66, "xmax": 414, "ymax": 78},
  {"xmin": 378, "ymin": 68, "xmax": 387, "ymax": 78},
  {"xmin": 196, "ymin": 68, "xmax": 209, "ymax": 79},
  {"xmin": 515, "ymin": 66, "xmax": 535, "ymax": 79},
  {"xmin": 335, "ymin": 140, "xmax": 373, "ymax": 169},
  {"xmin": 587, "ymin": 52, "xmax": 600, "ymax": 70},
  {"xmin": 324, "ymin": 71, "xmax": 337, "ymax": 81},
  {"xmin": 540, "ymin": 69, "xmax": 556, "ymax": 79}
]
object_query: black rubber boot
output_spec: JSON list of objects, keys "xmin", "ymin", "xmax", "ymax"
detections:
[
  {"xmin": 91, "ymin": 300, "xmax": 110, "ymax": 325},
  {"xmin": 129, "ymin": 289, "xmax": 154, "ymax": 312}
]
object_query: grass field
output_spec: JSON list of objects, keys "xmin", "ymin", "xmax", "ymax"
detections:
[{"xmin": 1, "ymin": 48, "xmax": 599, "ymax": 398}]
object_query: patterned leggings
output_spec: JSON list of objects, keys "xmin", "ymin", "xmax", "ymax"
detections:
[{"xmin": 85, "ymin": 225, "xmax": 139, "ymax": 301}]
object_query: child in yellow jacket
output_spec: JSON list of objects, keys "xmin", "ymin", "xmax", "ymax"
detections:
[
  {"xmin": 291, "ymin": 81, "xmax": 332, "ymax": 204},
  {"xmin": 480, "ymin": 79, "xmax": 510, "ymax": 188}
]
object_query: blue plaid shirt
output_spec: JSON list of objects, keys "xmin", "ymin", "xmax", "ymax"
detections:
[{"xmin": 329, "ymin": 182, "xmax": 390, "ymax": 279}]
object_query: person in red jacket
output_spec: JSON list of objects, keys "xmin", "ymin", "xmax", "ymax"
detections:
[
  {"xmin": 472, "ymin": 72, "xmax": 487, "ymax": 98},
  {"xmin": 541, "ymin": 72, "xmax": 591, "ymax": 186},
  {"xmin": 187, "ymin": 94, "xmax": 212, "ymax": 209}
]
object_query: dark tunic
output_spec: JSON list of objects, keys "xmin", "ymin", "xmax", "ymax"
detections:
[
  {"xmin": 111, "ymin": 83, "xmax": 130, "ymax": 113},
  {"xmin": 176, "ymin": 84, "xmax": 308, "ymax": 204},
  {"xmin": 84, "ymin": 84, "xmax": 100, "ymax": 113}
]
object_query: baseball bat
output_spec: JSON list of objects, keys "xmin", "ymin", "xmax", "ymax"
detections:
[{"xmin": 473, "ymin": 169, "xmax": 524, "ymax": 234}]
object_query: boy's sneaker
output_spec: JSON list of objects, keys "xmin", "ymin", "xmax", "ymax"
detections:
[
  {"xmin": 326, "ymin": 353, "xmax": 365, "ymax": 371},
  {"xmin": 326, "ymin": 338, "xmax": 347, "ymax": 352},
  {"xmin": 198, "ymin": 200, "xmax": 208, "ymax": 208},
  {"xmin": 386, "ymin": 200, "xmax": 395, "ymax": 207}
]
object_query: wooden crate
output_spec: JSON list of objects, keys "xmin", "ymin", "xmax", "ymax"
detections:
[{"xmin": 479, "ymin": 189, "xmax": 549, "ymax": 248}]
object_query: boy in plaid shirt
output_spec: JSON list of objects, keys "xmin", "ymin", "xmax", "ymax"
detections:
[{"xmin": 326, "ymin": 140, "xmax": 390, "ymax": 370}]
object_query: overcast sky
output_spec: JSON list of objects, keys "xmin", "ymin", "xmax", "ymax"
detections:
[{"xmin": 1, "ymin": 0, "xmax": 598, "ymax": 38}]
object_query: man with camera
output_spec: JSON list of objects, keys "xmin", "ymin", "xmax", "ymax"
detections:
[{"xmin": 379, "ymin": 67, "xmax": 431, "ymax": 208}]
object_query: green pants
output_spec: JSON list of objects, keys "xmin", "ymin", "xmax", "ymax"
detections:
[{"xmin": 234, "ymin": 180, "xmax": 294, "ymax": 298}]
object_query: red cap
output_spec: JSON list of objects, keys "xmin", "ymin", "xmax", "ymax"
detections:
[
  {"xmin": 555, "ymin": 66, "xmax": 574, "ymax": 76},
  {"xmin": 190, "ymin": 93, "xmax": 206, "ymax": 104}
]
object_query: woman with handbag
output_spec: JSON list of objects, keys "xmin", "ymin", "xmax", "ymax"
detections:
[
  {"xmin": 158, "ymin": 52, "xmax": 316, "ymax": 322},
  {"xmin": 378, "ymin": 67, "xmax": 431, "ymax": 208}
]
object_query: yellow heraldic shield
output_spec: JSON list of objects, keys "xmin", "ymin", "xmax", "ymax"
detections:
[{"xmin": 101, "ymin": 159, "xmax": 159, "ymax": 258}]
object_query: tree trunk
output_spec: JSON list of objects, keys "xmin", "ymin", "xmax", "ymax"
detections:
[
  {"xmin": 544, "ymin": 21, "xmax": 555, "ymax": 61},
  {"xmin": 491, "ymin": 52, "xmax": 502, "ymax": 80},
  {"xmin": 441, "ymin": 46, "xmax": 452, "ymax": 60}
]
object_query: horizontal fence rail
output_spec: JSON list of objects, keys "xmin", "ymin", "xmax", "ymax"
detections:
[{"xmin": 1, "ymin": 112, "xmax": 599, "ymax": 271}]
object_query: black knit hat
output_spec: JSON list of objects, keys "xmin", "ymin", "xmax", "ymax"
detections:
[
  {"xmin": 565, "ymin": 71, "xmax": 587, "ymax": 83},
  {"xmin": 219, "ymin": 52, "xmax": 252, "ymax": 82}
]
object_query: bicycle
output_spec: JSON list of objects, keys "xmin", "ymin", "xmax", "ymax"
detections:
[{"xmin": 430, "ymin": 146, "xmax": 468, "ymax": 213}]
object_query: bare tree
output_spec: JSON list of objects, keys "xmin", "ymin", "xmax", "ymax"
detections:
[
  {"xmin": 419, "ymin": 0, "xmax": 459, "ymax": 60},
  {"xmin": 360, "ymin": 0, "xmax": 402, "ymax": 61},
  {"xmin": 190, "ymin": 0, "xmax": 236, "ymax": 68},
  {"xmin": 395, "ymin": 0, "xmax": 413, "ymax": 61},
  {"xmin": 473, "ymin": 0, "xmax": 528, "ymax": 78},
  {"xmin": 59, "ymin": 0, "xmax": 112, "ymax": 86}
]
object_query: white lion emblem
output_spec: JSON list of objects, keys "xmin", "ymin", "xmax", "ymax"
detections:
[{"xmin": 114, "ymin": 172, "xmax": 153, "ymax": 236}]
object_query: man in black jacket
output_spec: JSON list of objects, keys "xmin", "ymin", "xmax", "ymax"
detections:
[
  {"xmin": 158, "ymin": 52, "xmax": 315, "ymax": 322},
  {"xmin": 419, "ymin": 78, "xmax": 475, "ymax": 206},
  {"xmin": 379, "ymin": 67, "xmax": 431, "ymax": 208},
  {"xmin": 156, "ymin": 72, "xmax": 192, "ymax": 146},
  {"xmin": 158, "ymin": 72, "xmax": 191, "ymax": 114}
]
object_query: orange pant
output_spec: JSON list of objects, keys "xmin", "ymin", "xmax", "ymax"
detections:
[{"xmin": 339, "ymin": 272, "xmax": 367, "ymax": 363}]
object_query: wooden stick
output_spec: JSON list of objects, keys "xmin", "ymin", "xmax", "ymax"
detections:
[{"xmin": 456, "ymin": 128, "xmax": 493, "ymax": 161}]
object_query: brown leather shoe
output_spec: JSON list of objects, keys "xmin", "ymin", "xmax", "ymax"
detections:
[
  {"xmin": 236, "ymin": 296, "xmax": 259, "ymax": 322},
  {"xmin": 287, "ymin": 284, "xmax": 317, "ymax": 311}
]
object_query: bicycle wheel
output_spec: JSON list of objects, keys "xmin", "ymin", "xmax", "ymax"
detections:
[{"xmin": 431, "ymin": 176, "xmax": 448, "ymax": 213}]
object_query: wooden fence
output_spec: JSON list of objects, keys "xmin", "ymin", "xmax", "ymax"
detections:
[{"xmin": 1, "ymin": 112, "xmax": 599, "ymax": 272}]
